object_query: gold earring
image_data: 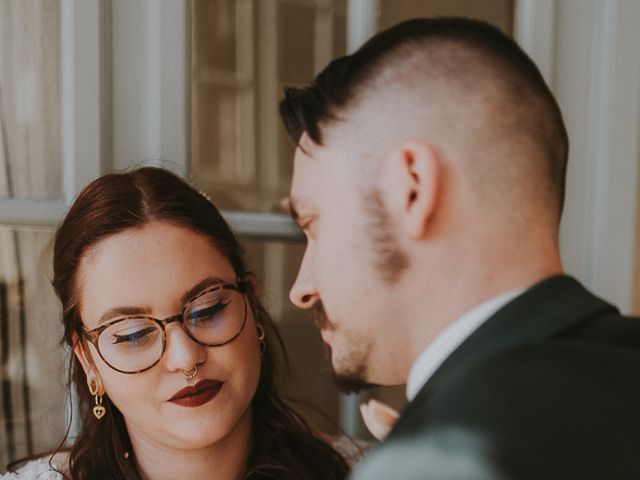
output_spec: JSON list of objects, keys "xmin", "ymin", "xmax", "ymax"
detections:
[
  {"xmin": 88, "ymin": 376, "xmax": 106, "ymax": 420},
  {"xmin": 256, "ymin": 324, "xmax": 266, "ymax": 354}
]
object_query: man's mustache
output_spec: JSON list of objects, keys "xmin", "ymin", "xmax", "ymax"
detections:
[{"xmin": 311, "ymin": 302, "xmax": 334, "ymax": 331}]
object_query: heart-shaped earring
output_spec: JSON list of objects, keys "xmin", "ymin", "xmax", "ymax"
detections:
[
  {"xmin": 88, "ymin": 376, "xmax": 106, "ymax": 420},
  {"xmin": 93, "ymin": 403, "xmax": 106, "ymax": 420}
]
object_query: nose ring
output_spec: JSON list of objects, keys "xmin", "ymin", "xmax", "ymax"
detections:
[{"xmin": 182, "ymin": 365, "xmax": 198, "ymax": 380}]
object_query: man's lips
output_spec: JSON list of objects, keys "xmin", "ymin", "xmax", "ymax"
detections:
[{"xmin": 169, "ymin": 379, "xmax": 222, "ymax": 404}]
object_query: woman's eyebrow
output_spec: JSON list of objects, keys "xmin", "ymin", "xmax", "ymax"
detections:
[
  {"xmin": 98, "ymin": 306, "xmax": 148, "ymax": 325},
  {"xmin": 96, "ymin": 276, "xmax": 228, "ymax": 325},
  {"xmin": 180, "ymin": 276, "xmax": 228, "ymax": 304}
]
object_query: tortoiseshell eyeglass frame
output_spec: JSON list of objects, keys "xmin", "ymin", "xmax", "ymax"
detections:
[{"xmin": 81, "ymin": 281, "xmax": 248, "ymax": 374}]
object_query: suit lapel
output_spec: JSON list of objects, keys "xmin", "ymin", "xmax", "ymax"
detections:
[{"xmin": 394, "ymin": 275, "xmax": 617, "ymax": 432}]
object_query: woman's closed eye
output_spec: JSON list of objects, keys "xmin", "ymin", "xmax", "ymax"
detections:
[
  {"xmin": 111, "ymin": 326, "xmax": 157, "ymax": 347},
  {"xmin": 186, "ymin": 300, "xmax": 230, "ymax": 324}
]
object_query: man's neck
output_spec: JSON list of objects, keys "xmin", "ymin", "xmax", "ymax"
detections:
[
  {"xmin": 406, "ymin": 287, "xmax": 525, "ymax": 400},
  {"xmin": 399, "ymin": 259, "xmax": 564, "ymax": 383}
]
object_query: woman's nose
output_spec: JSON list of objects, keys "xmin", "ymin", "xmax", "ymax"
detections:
[{"xmin": 162, "ymin": 322, "xmax": 207, "ymax": 372}]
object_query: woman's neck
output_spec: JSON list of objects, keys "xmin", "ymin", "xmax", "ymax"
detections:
[{"xmin": 127, "ymin": 408, "xmax": 253, "ymax": 480}]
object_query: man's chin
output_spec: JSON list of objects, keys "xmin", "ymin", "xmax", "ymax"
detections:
[{"xmin": 321, "ymin": 333, "xmax": 375, "ymax": 393}]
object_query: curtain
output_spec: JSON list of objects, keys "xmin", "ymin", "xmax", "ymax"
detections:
[{"xmin": 0, "ymin": 0, "xmax": 66, "ymax": 469}]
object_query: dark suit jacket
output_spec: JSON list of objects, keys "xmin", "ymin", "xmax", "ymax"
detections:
[{"xmin": 352, "ymin": 275, "xmax": 640, "ymax": 479}]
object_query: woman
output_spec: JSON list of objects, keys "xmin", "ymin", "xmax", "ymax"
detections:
[{"xmin": 3, "ymin": 167, "xmax": 350, "ymax": 479}]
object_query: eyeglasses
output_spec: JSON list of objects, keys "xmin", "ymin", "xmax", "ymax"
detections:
[{"xmin": 82, "ymin": 282, "xmax": 248, "ymax": 374}]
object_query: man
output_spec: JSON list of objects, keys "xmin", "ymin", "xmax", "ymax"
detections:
[{"xmin": 279, "ymin": 17, "xmax": 640, "ymax": 479}]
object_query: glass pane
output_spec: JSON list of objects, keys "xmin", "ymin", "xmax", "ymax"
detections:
[
  {"xmin": 277, "ymin": 3, "xmax": 315, "ymax": 84},
  {"xmin": 192, "ymin": 0, "xmax": 237, "ymax": 71},
  {"xmin": 193, "ymin": 84, "xmax": 239, "ymax": 178},
  {"xmin": 0, "ymin": 0, "xmax": 62, "ymax": 200},
  {"xmin": 378, "ymin": 0, "xmax": 514, "ymax": 34},
  {"xmin": 0, "ymin": 226, "xmax": 66, "ymax": 471},
  {"xmin": 190, "ymin": 0, "xmax": 348, "ymax": 214},
  {"xmin": 333, "ymin": 1, "xmax": 347, "ymax": 59}
]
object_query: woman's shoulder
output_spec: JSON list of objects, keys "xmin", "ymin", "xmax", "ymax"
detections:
[{"xmin": 1, "ymin": 453, "xmax": 68, "ymax": 480}]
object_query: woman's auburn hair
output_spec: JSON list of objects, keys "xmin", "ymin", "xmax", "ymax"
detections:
[{"xmin": 51, "ymin": 167, "xmax": 349, "ymax": 479}]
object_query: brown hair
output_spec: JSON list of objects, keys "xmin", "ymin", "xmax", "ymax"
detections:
[{"xmin": 51, "ymin": 167, "xmax": 349, "ymax": 479}]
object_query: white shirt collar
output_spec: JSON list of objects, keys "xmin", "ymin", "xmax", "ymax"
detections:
[{"xmin": 406, "ymin": 289, "xmax": 523, "ymax": 401}]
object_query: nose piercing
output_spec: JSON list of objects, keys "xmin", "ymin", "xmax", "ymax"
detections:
[{"xmin": 182, "ymin": 365, "xmax": 198, "ymax": 380}]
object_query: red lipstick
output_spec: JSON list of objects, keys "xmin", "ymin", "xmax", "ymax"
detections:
[{"xmin": 168, "ymin": 379, "xmax": 222, "ymax": 407}]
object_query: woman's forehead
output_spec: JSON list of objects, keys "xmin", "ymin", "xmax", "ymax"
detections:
[{"xmin": 76, "ymin": 222, "xmax": 236, "ymax": 324}]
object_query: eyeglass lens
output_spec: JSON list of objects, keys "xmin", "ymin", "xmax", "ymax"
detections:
[{"xmin": 96, "ymin": 287, "xmax": 245, "ymax": 373}]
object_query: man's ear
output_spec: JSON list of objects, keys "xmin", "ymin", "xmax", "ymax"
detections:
[{"xmin": 386, "ymin": 141, "xmax": 441, "ymax": 239}]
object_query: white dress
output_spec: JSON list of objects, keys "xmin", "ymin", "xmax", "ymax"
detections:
[
  {"xmin": 1, "ymin": 439, "xmax": 363, "ymax": 478},
  {"xmin": 0, "ymin": 458, "xmax": 64, "ymax": 479}
]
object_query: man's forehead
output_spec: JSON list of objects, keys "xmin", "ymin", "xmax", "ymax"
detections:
[
  {"xmin": 290, "ymin": 134, "xmax": 333, "ymax": 204},
  {"xmin": 294, "ymin": 129, "xmax": 353, "ymax": 164},
  {"xmin": 291, "ymin": 128, "xmax": 358, "ymax": 186}
]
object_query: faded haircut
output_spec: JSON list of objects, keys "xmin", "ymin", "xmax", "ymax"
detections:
[{"xmin": 279, "ymin": 17, "xmax": 569, "ymax": 220}]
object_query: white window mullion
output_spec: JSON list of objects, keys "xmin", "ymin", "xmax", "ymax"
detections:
[
  {"xmin": 110, "ymin": 0, "xmax": 189, "ymax": 176},
  {"xmin": 346, "ymin": 0, "xmax": 378, "ymax": 54},
  {"xmin": 514, "ymin": 0, "xmax": 556, "ymax": 86},
  {"xmin": 61, "ymin": 0, "xmax": 103, "ymax": 204}
]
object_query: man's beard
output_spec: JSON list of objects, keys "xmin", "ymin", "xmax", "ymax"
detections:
[
  {"xmin": 313, "ymin": 303, "xmax": 375, "ymax": 394},
  {"xmin": 331, "ymin": 365, "xmax": 375, "ymax": 395},
  {"xmin": 362, "ymin": 188, "xmax": 409, "ymax": 284}
]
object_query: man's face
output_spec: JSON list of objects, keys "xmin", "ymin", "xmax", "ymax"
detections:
[{"xmin": 288, "ymin": 134, "xmax": 406, "ymax": 391}]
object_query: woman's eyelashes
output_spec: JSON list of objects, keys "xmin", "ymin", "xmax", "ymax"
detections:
[
  {"xmin": 187, "ymin": 300, "xmax": 229, "ymax": 324},
  {"xmin": 112, "ymin": 327, "xmax": 156, "ymax": 347}
]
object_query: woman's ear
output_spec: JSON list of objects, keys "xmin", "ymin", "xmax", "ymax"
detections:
[
  {"xmin": 72, "ymin": 333, "xmax": 99, "ymax": 379},
  {"xmin": 73, "ymin": 335, "xmax": 106, "ymax": 395},
  {"xmin": 386, "ymin": 141, "xmax": 441, "ymax": 240}
]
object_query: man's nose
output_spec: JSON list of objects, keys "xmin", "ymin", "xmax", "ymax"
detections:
[{"xmin": 289, "ymin": 251, "xmax": 318, "ymax": 310}]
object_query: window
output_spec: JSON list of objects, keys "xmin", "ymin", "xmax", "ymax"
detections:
[
  {"xmin": 0, "ymin": 0, "xmax": 520, "ymax": 470},
  {"xmin": 189, "ymin": 0, "xmax": 514, "ymax": 437}
]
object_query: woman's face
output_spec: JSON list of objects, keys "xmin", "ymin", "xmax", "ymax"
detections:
[{"xmin": 75, "ymin": 221, "xmax": 261, "ymax": 451}]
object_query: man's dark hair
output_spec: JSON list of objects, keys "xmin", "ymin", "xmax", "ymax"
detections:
[{"xmin": 279, "ymin": 17, "xmax": 569, "ymax": 218}]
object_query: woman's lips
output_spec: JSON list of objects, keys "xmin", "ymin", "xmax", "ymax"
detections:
[{"xmin": 168, "ymin": 379, "xmax": 223, "ymax": 407}]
